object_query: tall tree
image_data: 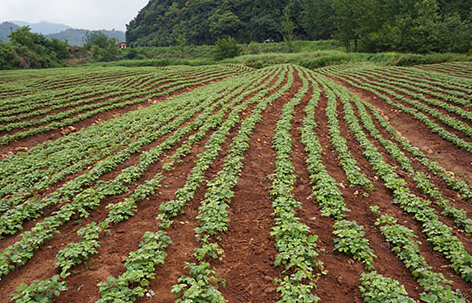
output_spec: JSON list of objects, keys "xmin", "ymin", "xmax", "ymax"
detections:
[
  {"xmin": 299, "ymin": 0, "xmax": 335, "ymax": 39},
  {"xmin": 331, "ymin": 0, "xmax": 362, "ymax": 51},
  {"xmin": 281, "ymin": 6, "xmax": 296, "ymax": 52}
]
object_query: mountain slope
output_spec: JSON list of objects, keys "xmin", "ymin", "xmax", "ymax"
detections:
[
  {"xmin": 0, "ymin": 22, "xmax": 20, "ymax": 41},
  {"xmin": 46, "ymin": 29, "xmax": 125, "ymax": 46},
  {"xmin": 125, "ymin": 0, "xmax": 317, "ymax": 47},
  {"xmin": 9, "ymin": 21, "xmax": 71, "ymax": 35}
]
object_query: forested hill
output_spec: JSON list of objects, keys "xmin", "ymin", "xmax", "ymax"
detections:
[
  {"xmin": 126, "ymin": 0, "xmax": 334, "ymax": 46},
  {"xmin": 127, "ymin": 0, "xmax": 472, "ymax": 53}
]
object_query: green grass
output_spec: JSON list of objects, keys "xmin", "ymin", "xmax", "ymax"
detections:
[
  {"xmin": 225, "ymin": 51, "xmax": 472, "ymax": 69},
  {"xmin": 93, "ymin": 40, "xmax": 472, "ymax": 69}
]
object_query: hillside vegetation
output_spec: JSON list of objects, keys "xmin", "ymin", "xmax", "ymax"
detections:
[{"xmin": 127, "ymin": 0, "xmax": 472, "ymax": 53}]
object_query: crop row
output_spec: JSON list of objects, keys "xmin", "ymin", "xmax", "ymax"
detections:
[
  {"xmin": 336, "ymin": 71, "xmax": 472, "ymax": 138},
  {"xmin": 5, "ymin": 66, "xmax": 283, "ymax": 301},
  {"xmin": 0, "ymin": 69, "xmax": 238, "ymax": 146},
  {"xmin": 0, "ymin": 67, "xmax": 240, "ymax": 139},
  {"xmin": 0, "ymin": 69, "xmax": 265, "ymax": 267},
  {"xmin": 355, "ymin": 68, "xmax": 472, "ymax": 106},
  {"xmin": 171, "ymin": 65, "xmax": 294, "ymax": 302},
  {"xmin": 347, "ymin": 88, "xmax": 472, "ymax": 233},
  {"xmin": 302, "ymin": 70, "xmax": 416, "ymax": 301},
  {"xmin": 268, "ymin": 68, "xmax": 321, "ymax": 302},
  {"xmin": 333, "ymin": 74, "xmax": 472, "ymax": 153},
  {"xmin": 0, "ymin": 83, "xmax": 222, "ymax": 217},
  {"xmin": 322, "ymin": 75, "xmax": 472, "ymax": 285},
  {"xmin": 0, "ymin": 68, "xmax": 269, "ymax": 238}
]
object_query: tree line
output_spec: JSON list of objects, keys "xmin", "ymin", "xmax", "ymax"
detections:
[
  {"xmin": 127, "ymin": 0, "xmax": 472, "ymax": 53},
  {"xmin": 0, "ymin": 27, "xmax": 123, "ymax": 70}
]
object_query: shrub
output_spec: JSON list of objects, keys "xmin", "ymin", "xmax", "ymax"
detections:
[{"xmin": 213, "ymin": 37, "xmax": 240, "ymax": 61}]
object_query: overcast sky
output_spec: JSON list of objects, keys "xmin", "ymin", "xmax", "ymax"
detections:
[{"xmin": 0, "ymin": 0, "xmax": 150, "ymax": 31}]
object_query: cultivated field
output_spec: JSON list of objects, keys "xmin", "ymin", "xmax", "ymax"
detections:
[{"xmin": 0, "ymin": 62, "xmax": 471, "ymax": 303}]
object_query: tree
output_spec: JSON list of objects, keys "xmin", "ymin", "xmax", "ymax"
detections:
[
  {"xmin": 84, "ymin": 31, "xmax": 119, "ymax": 61},
  {"xmin": 439, "ymin": 12, "xmax": 472, "ymax": 52},
  {"xmin": 281, "ymin": 6, "xmax": 295, "ymax": 52},
  {"xmin": 213, "ymin": 37, "xmax": 240, "ymax": 60},
  {"xmin": 175, "ymin": 33, "xmax": 187, "ymax": 58},
  {"xmin": 331, "ymin": 0, "xmax": 360, "ymax": 51},
  {"xmin": 5, "ymin": 26, "xmax": 69, "ymax": 69},
  {"xmin": 410, "ymin": 0, "xmax": 441, "ymax": 53},
  {"xmin": 299, "ymin": 0, "xmax": 335, "ymax": 39},
  {"xmin": 209, "ymin": 11, "xmax": 242, "ymax": 40},
  {"xmin": 0, "ymin": 42, "xmax": 18, "ymax": 69}
]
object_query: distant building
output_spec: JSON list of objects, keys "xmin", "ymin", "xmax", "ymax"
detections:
[{"xmin": 118, "ymin": 42, "xmax": 127, "ymax": 48}]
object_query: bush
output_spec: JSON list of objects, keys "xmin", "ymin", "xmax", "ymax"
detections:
[
  {"xmin": 84, "ymin": 32, "xmax": 119, "ymax": 62},
  {"xmin": 0, "ymin": 27, "xmax": 69, "ymax": 70},
  {"xmin": 243, "ymin": 42, "xmax": 261, "ymax": 55},
  {"xmin": 0, "ymin": 42, "xmax": 17, "ymax": 69},
  {"xmin": 213, "ymin": 37, "xmax": 240, "ymax": 61}
]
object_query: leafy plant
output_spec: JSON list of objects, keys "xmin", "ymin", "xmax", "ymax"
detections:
[
  {"xmin": 213, "ymin": 37, "xmax": 240, "ymax": 61},
  {"xmin": 10, "ymin": 275, "xmax": 67, "ymax": 303}
]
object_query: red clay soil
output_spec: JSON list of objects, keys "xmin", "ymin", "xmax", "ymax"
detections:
[
  {"xmin": 133, "ymin": 68, "xmax": 284, "ymax": 303},
  {"xmin": 1, "ymin": 86, "xmax": 252, "ymax": 252},
  {"xmin": 41, "ymin": 71, "xmax": 145, "ymax": 90},
  {"xmin": 0, "ymin": 89, "xmax": 119, "ymax": 120},
  {"xmin": 57, "ymin": 128, "xmax": 214, "ymax": 303},
  {"xmin": 333, "ymin": 86, "xmax": 471, "ymax": 299},
  {"xmin": 210, "ymin": 70, "xmax": 302, "ymax": 303},
  {"xmin": 309, "ymin": 86, "xmax": 424, "ymax": 302},
  {"xmin": 61, "ymin": 72, "xmax": 277, "ymax": 302},
  {"xmin": 348, "ymin": 95, "xmax": 472, "ymax": 233},
  {"xmin": 0, "ymin": 71, "xmax": 256, "ymax": 252},
  {"xmin": 290, "ymin": 78, "xmax": 368, "ymax": 303},
  {"xmin": 368, "ymin": 69, "xmax": 472, "ymax": 105},
  {"xmin": 0, "ymin": 90, "xmax": 226, "ymax": 298},
  {"xmin": 360, "ymin": 102, "xmax": 472, "ymax": 216},
  {"xmin": 362, "ymin": 70, "xmax": 472, "ymax": 111},
  {"xmin": 350, "ymin": 94, "xmax": 472, "ymax": 220},
  {"xmin": 0, "ymin": 71, "xmax": 229, "ymax": 139},
  {"xmin": 2, "ymin": 65, "xmax": 472, "ymax": 303},
  {"xmin": 344, "ymin": 94, "xmax": 472, "ymax": 298},
  {"xmin": 0, "ymin": 91, "xmax": 212, "ymax": 250},
  {"xmin": 414, "ymin": 66, "xmax": 472, "ymax": 79},
  {"xmin": 340, "ymin": 73, "xmax": 472, "ymax": 146},
  {"xmin": 342, "ymin": 86, "xmax": 472, "ymax": 294},
  {"xmin": 0, "ymin": 91, "xmax": 138, "ymax": 130},
  {"xmin": 331, "ymin": 76, "xmax": 472, "ymax": 184},
  {"xmin": 0, "ymin": 68, "xmax": 267, "ymax": 248}
]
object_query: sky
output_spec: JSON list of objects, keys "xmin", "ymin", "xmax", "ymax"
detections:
[{"xmin": 0, "ymin": 0, "xmax": 150, "ymax": 31}]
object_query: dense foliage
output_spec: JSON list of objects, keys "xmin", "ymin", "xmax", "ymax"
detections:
[
  {"xmin": 127, "ymin": 0, "xmax": 472, "ymax": 53},
  {"xmin": 84, "ymin": 31, "xmax": 120, "ymax": 62},
  {"xmin": 0, "ymin": 26, "xmax": 69, "ymax": 70},
  {"xmin": 332, "ymin": 0, "xmax": 472, "ymax": 53},
  {"xmin": 126, "ymin": 0, "xmax": 328, "ymax": 46},
  {"xmin": 213, "ymin": 37, "xmax": 241, "ymax": 60}
]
